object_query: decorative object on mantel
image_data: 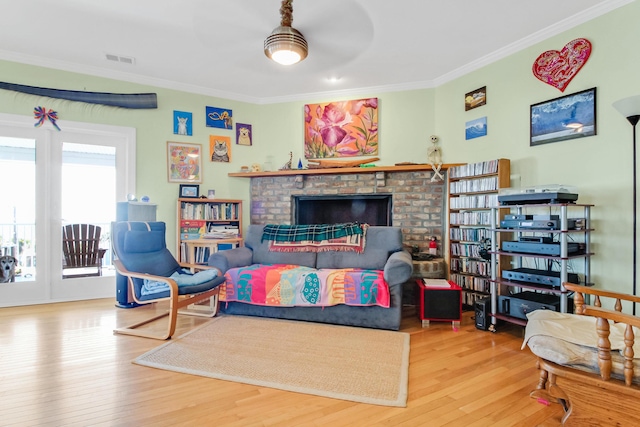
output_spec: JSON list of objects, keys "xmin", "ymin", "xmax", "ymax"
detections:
[
  {"xmin": 251, "ymin": 163, "xmax": 262, "ymax": 172},
  {"xmin": 0, "ymin": 81, "xmax": 157, "ymax": 109},
  {"xmin": 307, "ymin": 157, "xmax": 379, "ymax": 169},
  {"xmin": 532, "ymin": 38, "xmax": 592, "ymax": 92},
  {"xmin": 427, "ymin": 135, "xmax": 444, "ymax": 181},
  {"xmin": 304, "ymin": 98, "xmax": 378, "ymax": 159},
  {"xmin": 279, "ymin": 151, "xmax": 293, "ymax": 170},
  {"xmin": 33, "ymin": 106, "xmax": 61, "ymax": 131},
  {"xmin": 613, "ymin": 94, "xmax": 640, "ymax": 314}
]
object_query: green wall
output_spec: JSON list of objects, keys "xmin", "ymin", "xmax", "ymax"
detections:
[
  {"xmin": 435, "ymin": 0, "xmax": 640, "ymax": 295},
  {"xmin": 0, "ymin": 1, "xmax": 638, "ymax": 295}
]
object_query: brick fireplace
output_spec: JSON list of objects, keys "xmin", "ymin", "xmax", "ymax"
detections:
[{"xmin": 247, "ymin": 168, "xmax": 447, "ymax": 253}]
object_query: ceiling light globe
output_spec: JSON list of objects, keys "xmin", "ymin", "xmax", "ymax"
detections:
[{"xmin": 271, "ymin": 50, "xmax": 301, "ymax": 66}]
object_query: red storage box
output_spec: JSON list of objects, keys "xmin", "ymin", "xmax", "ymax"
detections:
[{"xmin": 417, "ymin": 279, "xmax": 462, "ymax": 328}]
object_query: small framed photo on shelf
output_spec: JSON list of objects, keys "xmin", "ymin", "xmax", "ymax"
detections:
[{"xmin": 179, "ymin": 184, "xmax": 199, "ymax": 198}]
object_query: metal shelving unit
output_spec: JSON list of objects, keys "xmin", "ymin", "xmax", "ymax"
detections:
[{"xmin": 489, "ymin": 203, "xmax": 594, "ymax": 330}]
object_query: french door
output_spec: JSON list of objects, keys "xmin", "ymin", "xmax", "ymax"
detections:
[{"xmin": 0, "ymin": 113, "xmax": 135, "ymax": 307}]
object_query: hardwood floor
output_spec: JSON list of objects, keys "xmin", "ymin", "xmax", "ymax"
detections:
[{"xmin": 0, "ymin": 299, "xmax": 563, "ymax": 426}]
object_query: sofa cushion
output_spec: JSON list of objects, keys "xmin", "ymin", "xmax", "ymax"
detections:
[
  {"xmin": 244, "ymin": 225, "xmax": 317, "ymax": 267},
  {"xmin": 317, "ymin": 226, "xmax": 404, "ymax": 270}
]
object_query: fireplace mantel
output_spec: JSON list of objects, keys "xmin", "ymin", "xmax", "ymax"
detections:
[{"xmin": 228, "ymin": 163, "xmax": 463, "ymax": 178}]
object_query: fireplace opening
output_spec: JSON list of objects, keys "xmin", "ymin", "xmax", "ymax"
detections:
[{"xmin": 293, "ymin": 195, "xmax": 392, "ymax": 226}]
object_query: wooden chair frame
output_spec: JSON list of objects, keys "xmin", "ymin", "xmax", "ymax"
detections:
[
  {"xmin": 62, "ymin": 224, "xmax": 106, "ymax": 278},
  {"xmin": 530, "ymin": 282, "xmax": 640, "ymax": 426},
  {"xmin": 113, "ymin": 259, "xmax": 220, "ymax": 340}
]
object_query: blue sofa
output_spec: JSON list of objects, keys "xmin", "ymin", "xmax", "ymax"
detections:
[{"xmin": 208, "ymin": 225, "xmax": 413, "ymax": 330}]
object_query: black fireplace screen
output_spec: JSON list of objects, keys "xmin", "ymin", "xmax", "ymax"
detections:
[{"xmin": 293, "ymin": 195, "xmax": 392, "ymax": 226}]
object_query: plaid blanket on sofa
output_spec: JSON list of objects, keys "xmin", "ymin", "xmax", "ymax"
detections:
[
  {"xmin": 262, "ymin": 223, "xmax": 368, "ymax": 253},
  {"xmin": 262, "ymin": 223, "xmax": 364, "ymax": 242}
]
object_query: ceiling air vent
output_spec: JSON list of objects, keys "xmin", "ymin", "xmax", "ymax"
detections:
[{"xmin": 105, "ymin": 53, "xmax": 136, "ymax": 65}]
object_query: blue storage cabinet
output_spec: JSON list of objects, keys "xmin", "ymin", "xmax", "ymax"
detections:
[{"xmin": 114, "ymin": 201, "xmax": 157, "ymax": 308}]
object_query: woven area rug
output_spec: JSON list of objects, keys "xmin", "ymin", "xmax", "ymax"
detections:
[{"xmin": 134, "ymin": 315, "xmax": 410, "ymax": 407}]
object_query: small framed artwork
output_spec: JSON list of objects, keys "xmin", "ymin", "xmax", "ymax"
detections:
[
  {"xmin": 530, "ymin": 87, "xmax": 596, "ymax": 146},
  {"xmin": 465, "ymin": 117, "xmax": 487, "ymax": 140},
  {"xmin": 465, "ymin": 86, "xmax": 486, "ymax": 111},
  {"xmin": 236, "ymin": 123, "xmax": 252, "ymax": 146},
  {"xmin": 173, "ymin": 110, "xmax": 192, "ymax": 136},
  {"xmin": 206, "ymin": 106, "xmax": 233, "ymax": 129},
  {"xmin": 210, "ymin": 135, "xmax": 231, "ymax": 162},
  {"xmin": 167, "ymin": 141, "xmax": 202, "ymax": 183},
  {"xmin": 179, "ymin": 184, "xmax": 199, "ymax": 198}
]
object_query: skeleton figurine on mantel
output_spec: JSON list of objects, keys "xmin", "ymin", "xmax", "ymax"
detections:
[{"xmin": 427, "ymin": 135, "xmax": 444, "ymax": 182}]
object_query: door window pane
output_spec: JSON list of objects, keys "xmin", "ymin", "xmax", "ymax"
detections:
[
  {"xmin": 0, "ymin": 137, "xmax": 36, "ymax": 282},
  {"xmin": 61, "ymin": 142, "xmax": 116, "ymax": 277}
]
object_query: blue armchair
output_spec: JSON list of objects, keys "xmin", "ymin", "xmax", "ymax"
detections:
[{"xmin": 112, "ymin": 221, "xmax": 225, "ymax": 339}]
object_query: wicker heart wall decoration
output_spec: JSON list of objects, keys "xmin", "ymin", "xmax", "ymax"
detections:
[{"xmin": 532, "ymin": 38, "xmax": 592, "ymax": 92}]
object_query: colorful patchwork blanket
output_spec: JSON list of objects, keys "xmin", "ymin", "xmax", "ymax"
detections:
[
  {"xmin": 262, "ymin": 223, "xmax": 368, "ymax": 253},
  {"xmin": 221, "ymin": 264, "xmax": 390, "ymax": 308}
]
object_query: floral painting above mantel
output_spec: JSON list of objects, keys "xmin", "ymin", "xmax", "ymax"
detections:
[{"xmin": 304, "ymin": 98, "xmax": 378, "ymax": 159}]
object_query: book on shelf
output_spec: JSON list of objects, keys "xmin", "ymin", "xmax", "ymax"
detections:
[
  {"xmin": 204, "ymin": 222, "xmax": 239, "ymax": 239},
  {"xmin": 203, "ymin": 230, "xmax": 239, "ymax": 239},
  {"xmin": 181, "ymin": 233, "xmax": 202, "ymax": 241},
  {"xmin": 422, "ymin": 279, "xmax": 453, "ymax": 288},
  {"xmin": 180, "ymin": 219, "xmax": 205, "ymax": 240},
  {"xmin": 180, "ymin": 219, "xmax": 206, "ymax": 234},
  {"xmin": 449, "ymin": 176, "xmax": 498, "ymax": 194},
  {"xmin": 449, "ymin": 159, "xmax": 500, "ymax": 179},
  {"xmin": 180, "ymin": 202, "xmax": 239, "ymax": 221}
]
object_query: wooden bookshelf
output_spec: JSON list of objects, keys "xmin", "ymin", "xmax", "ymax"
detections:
[
  {"xmin": 177, "ymin": 198, "xmax": 243, "ymax": 267},
  {"xmin": 447, "ymin": 159, "xmax": 510, "ymax": 310}
]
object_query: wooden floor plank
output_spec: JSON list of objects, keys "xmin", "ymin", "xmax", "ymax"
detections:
[{"xmin": 0, "ymin": 299, "xmax": 564, "ymax": 426}]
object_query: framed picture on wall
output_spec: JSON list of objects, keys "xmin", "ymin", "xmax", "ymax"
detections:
[
  {"xmin": 530, "ymin": 87, "xmax": 597, "ymax": 146},
  {"xmin": 179, "ymin": 184, "xmax": 199, "ymax": 198},
  {"xmin": 173, "ymin": 110, "xmax": 193, "ymax": 136},
  {"xmin": 205, "ymin": 106, "xmax": 233, "ymax": 129},
  {"xmin": 465, "ymin": 86, "xmax": 486, "ymax": 111},
  {"xmin": 465, "ymin": 117, "xmax": 487, "ymax": 140},
  {"xmin": 236, "ymin": 123, "xmax": 252, "ymax": 146},
  {"xmin": 167, "ymin": 141, "xmax": 202, "ymax": 183},
  {"xmin": 210, "ymin": 135, "xmax": 231, "ymax": 162},
  {"xmin": 304, "ymin": 98, "xmax": 378, "ymax": 159}
]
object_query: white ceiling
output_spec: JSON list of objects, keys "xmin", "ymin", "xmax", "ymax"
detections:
[{"xmin": 0, "ymin": 0, "xmax": 631, "ymax": 104}]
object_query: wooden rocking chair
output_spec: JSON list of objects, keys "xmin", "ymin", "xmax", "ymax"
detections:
[{"xmin": 62, "ymin": 224, "xmax": 106, "ymax": 278}]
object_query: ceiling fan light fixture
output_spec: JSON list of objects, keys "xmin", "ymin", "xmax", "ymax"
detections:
[
  {"xmin": 264, "ymin": 26, "xmax": 308, "ymax": 66},
  {"xmin": 264, "ymin": 0, "xmax": 307, "ymax": 66}
]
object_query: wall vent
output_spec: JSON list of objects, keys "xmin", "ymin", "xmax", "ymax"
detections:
[{"xmin": 105, "ymin": 54, "xmax": 136, "ymax": 65}]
